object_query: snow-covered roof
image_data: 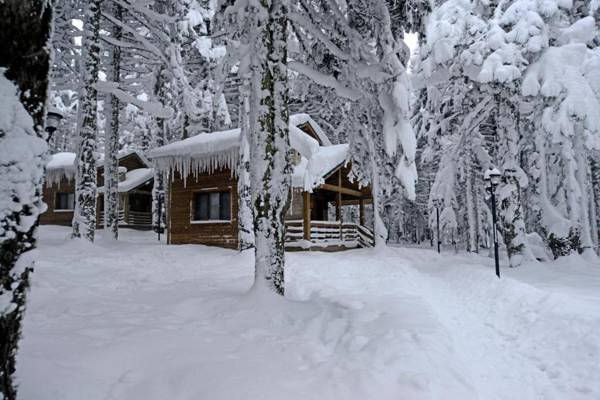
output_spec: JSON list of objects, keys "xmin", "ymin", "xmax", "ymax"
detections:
[
  {"xmin": 96, "ymin": 149, "xmax": 150, "ymax": 168},
  {"xmin": 46, "ymin": 152, "xmax": 77, "ymax": 186},
  {"xmin": 98, "ymin": 168, "xmax": 154, "ymax": 193},
  {"xmin": 149, "ymin": 114, "xmax": 345, "ymax": 190},
  {"xmin": 292, "ymin": 144, "xmax": 349, "ymax": 189},
  {"xmin": 289, "ymin": 114, "xmax": 332, "ymax": 146}
]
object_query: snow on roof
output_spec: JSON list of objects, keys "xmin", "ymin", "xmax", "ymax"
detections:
[
  {"xmin": 46, "ymin": 152, "xmax": 77, "ymax": 186},
  {"xmin": 292, "ymin": 144, "xmax": 349, "ymax": 190},
  {"xmin": 47, "ymin": 152, "xmax": 76, "ymax": 170},
  {"xmin": 149, "ymin": 114, "xmax": 341, "ymax": 189},
  {"xmin": 96, "ymin": 149, "xmax": 150, "ymax": 168},
  {"xmin": 98, "ymin": 168, "xmax": 154, "ymax": 193},
  {"xmin": 289, "ymin": 113, "xmax": 332, "ymax": 146}
]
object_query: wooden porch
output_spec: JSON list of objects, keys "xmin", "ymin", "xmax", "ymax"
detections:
[
  {"xmin": 285, "ymin": 164, "xmax": 374, "ymax": 251},
  {"xmin": 285, "ymin": 220, "xmax": 375, "ymax": 251},
  {"xmin": 97, "ymin": 192, "xmax": 153, "ymax": 230}
]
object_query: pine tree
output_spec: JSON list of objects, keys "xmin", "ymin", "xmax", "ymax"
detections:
[{"xmin": 0, "ymin": 1, "xmax": 53, "ymax": 397}]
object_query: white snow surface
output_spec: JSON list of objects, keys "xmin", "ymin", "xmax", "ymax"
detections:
[
  {"xmin": 97, "ymin": 168, "xmax": 154, "ymax": 193},
  {"xmin": 18, "ymin": 227, "xmax": 600, "ymax": 400}
]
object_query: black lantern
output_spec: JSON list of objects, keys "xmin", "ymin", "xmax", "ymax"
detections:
[{"xmin": 45, "ymin": 107, "xmax": 64, "ymax": 140}]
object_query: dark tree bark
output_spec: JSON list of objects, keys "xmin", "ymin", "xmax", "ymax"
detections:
[{"xmin": 0, "ymin": 1, "xmax": 53, "ymax": 399}]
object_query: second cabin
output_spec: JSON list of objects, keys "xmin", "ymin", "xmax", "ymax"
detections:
[
  {"xmin": 41, "ymin": 149, "xmax": 154, "ymax": 229},
  {"xmin": 149, "ymin": 114, "xmax": 375, "ymax": 251}
]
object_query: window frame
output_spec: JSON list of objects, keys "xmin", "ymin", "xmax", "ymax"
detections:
[
  {"xmin": 190, "ymin": 187, "xmax": 232, "ymax": 224},
  {"xmin": 54, "ymin": 191, "xmax": 75, "ymax": 212}
]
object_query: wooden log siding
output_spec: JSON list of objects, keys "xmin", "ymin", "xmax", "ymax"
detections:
[
  {"xmin": 39, "ymin": 177, "xmax": 75, "ymax": 226},
  {"xmin": 168, "ymin": 169, "xmax": 239, "ymax": 249}
]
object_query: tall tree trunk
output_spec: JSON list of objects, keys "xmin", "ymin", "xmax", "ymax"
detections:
[
  {"xmin": 104, "ymin": 2, "xmax": 122, "ymax": 240},
  {"xmin": 152, "ymin": 67, "xmax": 169, "ymax": 234},
  {"xmin": 590, "ymin": 156, "xmax": 600, "ymax": 253},
  {"xmin": 495, "ymin": 91, "xmax": 528, "ymax": 266},
  {"xmin": 250, "ymin": 0, "xmax": 291, "ymax": 295},
  {"xmin": 465, "ymin": 158, "xmax": 479, "ymax": 252},
  {"xmin": 0, "ymin": 1, "xmax": 53, "ymax": 398},
  {"xmin": 72, "ymin": 0, "xmax": 102, "ymax": 241},
  {"xmin": 238, "ymin": 75, "xmax": 255, "ymax": 250}
]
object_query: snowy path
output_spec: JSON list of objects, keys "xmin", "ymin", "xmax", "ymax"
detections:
[
  {"xmin": 17, "ymin": 227, "xmax": 600, "ymax": 399},
  {"xmin": 401, "ymin": 248, "xmax": 600, "ymax": 399}
]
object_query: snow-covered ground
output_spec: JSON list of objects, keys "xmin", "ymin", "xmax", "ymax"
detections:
[{"xmin": 17, "ymin": 226, "xmax": 600, "ymax": 399}]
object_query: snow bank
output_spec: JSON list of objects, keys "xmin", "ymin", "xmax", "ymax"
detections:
[
  {"xmin": 18, "ymin": 227, "xmax": 600, "ymax": 399},
  {"xmin": 19, "ymin": 227, "xmax": 477, "ymax": 400}
]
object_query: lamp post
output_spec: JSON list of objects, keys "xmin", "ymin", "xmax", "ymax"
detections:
[
  {"xmin": 432, "ymin": 198, "xmax": 443, "ymax": 253},
  {"xmin": 157, "ymin": 191, "xmax": 164, "ymax": 242},
  {"xmin": 484, "ymin": 168, "xmax": 501, "ymax": 278},
  {"xmin": 45, "ymin": 107, "xmax": 64, "ymax": 141}
]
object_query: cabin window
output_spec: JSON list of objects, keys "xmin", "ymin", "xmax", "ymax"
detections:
[
  {"xmin": 55, "ymin": 192, "xmax": 75, "ymax": 211},
  {"xmin": 192, "ymin": 191, "xmax": 230, "ymax": 222}
]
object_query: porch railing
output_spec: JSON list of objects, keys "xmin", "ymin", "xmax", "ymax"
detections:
[
  {"xmin": 98, "ymin": 210, "xmax": 151, "ymax": 226},
  {"xmin": 98, "ymin": 209, "xmax": 125, "ymax": 226},
  {"xmin": 285, "ymin": 220, "xmax": 375, "ymax": 248},
  {"xmin": 127, "ymin": 211, "xmax": 152, "ymax": 226}
]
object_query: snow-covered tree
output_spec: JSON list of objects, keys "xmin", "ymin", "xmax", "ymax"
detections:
[
  {"xmin": 0, "ymin": 1, "xmax": 53, "ymax": 397},
  {"xmin": 103, "ymin": 1, "xmax": 123, "ymax": 240},
  {"xmin": 287, "ymin": 0, "xmax": 419, "ymax": 245},
  {"xmin": 72, "ymin": 0, "xmax": 103, "ymax": 242}
]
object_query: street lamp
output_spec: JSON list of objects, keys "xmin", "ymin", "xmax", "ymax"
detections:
[
  {"xmin": 484, "ymin": 167, "xmax": 501, "ymax": 278},
  {"xmin": 432, "ymin": 198, "xmax": 443, "ymax": 253},
  {"xmin": 45, "ymin": 107, "xmax": 64, "ymax": 141},
  {"xmin": 157, "ymin": 191, "xmax": 165, "ymax": 242}
]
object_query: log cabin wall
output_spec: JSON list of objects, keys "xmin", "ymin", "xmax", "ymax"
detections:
[
  {"xmin": 168, "ymin": 168, "xmax": 239, "ymax": 249},
  {"xmin": 39, "ymin": 177, "xmax": 75, "ymax": 226}
]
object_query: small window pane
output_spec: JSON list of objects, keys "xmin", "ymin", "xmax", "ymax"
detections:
[
  {"xmin": 56, "ymin": 192, "xmax": 74, "ymax": 210},
  {"xmin": 194, "ymin": 193, "xmax": 209, "ymax": 220},
  {"xmin": 192, "ymin": 191, "xmax": 230, "ymax": 221},
  {"xmin": 220, "ymin": 192, "xmax": 230, "ymax": 220},
  {"xmin": 209, "ymin": 192, "xmax": 220, "ymax": 219}
]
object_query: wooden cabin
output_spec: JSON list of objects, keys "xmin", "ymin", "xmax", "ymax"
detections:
[
  {"xmin": 150, "ymin": 114, "xmax": 374, "ymax": 251},
  {"xmin": 96, "ymin": 150, "xmax": 154, "ymax": 229},
  {"xmin": 40, "ymin": 152, "xmax": 77, "ymax": 226},
  {"xmin": 40, "ymin": 150, "xmax": 154, "ymax": 229}
]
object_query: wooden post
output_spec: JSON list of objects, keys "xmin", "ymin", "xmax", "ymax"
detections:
[
  {"xmin": 303, "ymin": 191, "xmax": 311, "ymax": 241},
  {"xmin": 123, "ymin": 193, "xmax": 129, "ymax": 225},
  {"xmin": 359, "ymin": 198, "xmax": 365, "ymax": 226}
]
